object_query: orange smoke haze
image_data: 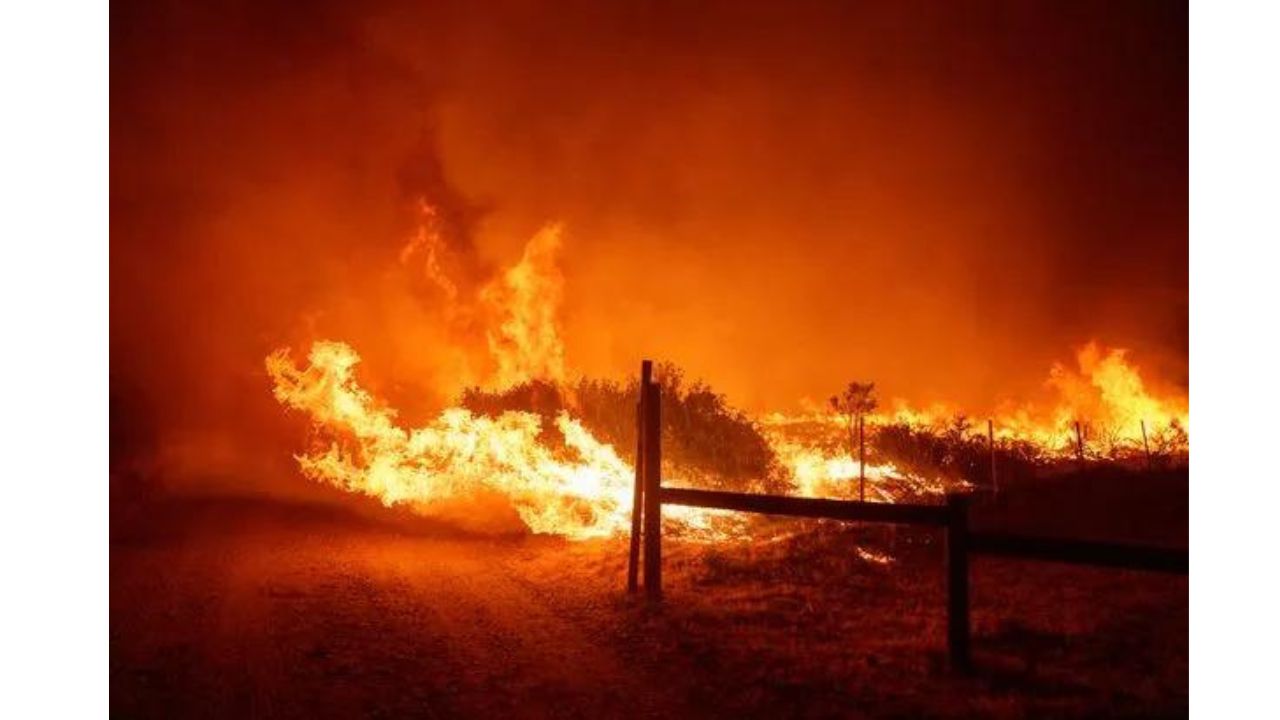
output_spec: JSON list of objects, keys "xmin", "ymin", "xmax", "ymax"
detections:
[
  {"xmin": 111, "ymin": 0, "xmax": 1187, "ymax": 498},
  {"xmin": 256, "ymin": 210, "xmax": 1183, "ymax": 537}
]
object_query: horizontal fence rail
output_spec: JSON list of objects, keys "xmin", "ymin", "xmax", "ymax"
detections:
[
  {"xmin": 969, "ymin": 532, "xmax": 1188, "ymax": 574},
  {"xmin": 660, "ymin": 487, "xmax": 950, "ymax": 527},
  {"xmin": 626, "ymin": 359, "xmax": 1188, "ymax": 674}
]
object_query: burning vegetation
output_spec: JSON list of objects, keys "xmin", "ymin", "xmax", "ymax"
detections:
[
  {"xmin": 109, "ymin": 4, "xmax": 1191, "ymax": 716},
  {"xmin": 265, "ymin": 206, "xmax": 1188, "ymax": 540}
]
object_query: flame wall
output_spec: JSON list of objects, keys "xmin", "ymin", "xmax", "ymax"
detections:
[{"xmin": 111, "ymin": 0, "xmax": 1187, "ymax": 497}]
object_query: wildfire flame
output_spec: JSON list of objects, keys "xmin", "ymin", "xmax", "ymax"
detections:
[
  {"xmin": 479, "ymin": 224, "xmax": 567, "ymax": 389},
  {"xmin": 266, "ymin": 205, "xmax": 1187, "ymax": 539},
  {"xmin": 763, "ymin": 343, "xmax": 1189, "ymax": 462},
  {"xmin": 267, "ymin": 341, "xmax": 636, "ymax": 538}
]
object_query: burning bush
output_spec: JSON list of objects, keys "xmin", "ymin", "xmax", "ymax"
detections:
[
  {"xmin": 871, "ymin": 418, "xmax": 1042, "ymax": 489},
  {"xmin": 869, "ymin": 414, "xmax": 1188, "ymax": 490},
  {"xmin": 1074, "ymin": 418, "xmax": 1189, "ymax": 466},
  {"xmin": 460, "ymin": 363, "xmax": 788, "ymax": 495},
  {"xmin": 654, "ymin": 363, "xmax": 790, "ymax": 494}
]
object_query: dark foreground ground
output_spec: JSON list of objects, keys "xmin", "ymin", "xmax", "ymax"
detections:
[{"xmin": 112, "ymin": 479, "xmax": 1186, "ymax": 719}]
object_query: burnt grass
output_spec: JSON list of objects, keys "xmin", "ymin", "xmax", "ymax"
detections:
[{"xmin": 112, "ymin": 470, "xmax": 1186, "ymax": 719}]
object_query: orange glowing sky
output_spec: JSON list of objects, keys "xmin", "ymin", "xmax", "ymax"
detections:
[{"xmin": 111, "ymin": 0, "xmax": 1186, "ymax": 491}]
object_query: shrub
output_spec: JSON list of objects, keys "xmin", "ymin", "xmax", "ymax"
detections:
[
  {"xmin": 459, "ymin": 363, "xmax": 788, "ymax": 494},
  {"xmin": 871, "ymin": 418, "xmax": 1043, "ymax": 489}
]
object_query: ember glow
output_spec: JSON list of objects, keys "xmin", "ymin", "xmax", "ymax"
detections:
[{"xmin": 266, "ymin": 212, "xmax": 1187, "ymax": 539}]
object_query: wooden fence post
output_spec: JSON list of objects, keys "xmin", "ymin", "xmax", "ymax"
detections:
[
  {"xmin": 858, "ymin": 415, "xmax": 866, "ymax": 502},
  {"xmin": 627, "ymin": 361, "xmax": 652, "ymax": 594},
  {"xmin": 987, "ymin": 419, "xmax": 996, "ymax": 493},
  {"xmin": 1141, "ymin": 419, "xmax": 1152, "ymax": 471},
  {"xmin": 946, "ymin": 492, "xmax": 971, "ymax": 672},
  {"xmin": 1074, "ymin": 421, "xmax": 1085, "ymax": 470},
  {"xmin": 643, "ymin": 380, "xmax": 663, "ymax": 600}
]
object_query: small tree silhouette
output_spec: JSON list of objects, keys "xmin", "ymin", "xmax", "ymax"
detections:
[{"xmin": 829, "ymin": 381, "xmax": 878, "ymax": 460}]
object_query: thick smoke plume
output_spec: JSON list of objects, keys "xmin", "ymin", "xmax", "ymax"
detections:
[{"xmin": 111, "ymin": 0, "xmax": 1186, "ymax": 499}]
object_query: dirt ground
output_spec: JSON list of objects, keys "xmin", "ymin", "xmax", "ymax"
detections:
[{"xmin": 111, "ymin": 497, "xmax": 1186, "ymax": 719}]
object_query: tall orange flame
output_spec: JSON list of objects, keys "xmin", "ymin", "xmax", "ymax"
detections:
[
  {"xmin": 479, "ymin": 224, "xmax": 567, "ymax": 389},
  {"xmin": 266, "ymin": 206, "xmax": 1186, "ymax": 538}
]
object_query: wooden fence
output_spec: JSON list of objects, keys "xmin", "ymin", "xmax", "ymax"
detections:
[{"xmin": 624, "ymin": 361, "xmax": 1188, "ymax": 671}]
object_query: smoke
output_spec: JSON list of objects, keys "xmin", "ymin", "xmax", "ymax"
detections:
[{"xmin": 111, "ymin": 0, "xmax": 1187, "ymax": 497}]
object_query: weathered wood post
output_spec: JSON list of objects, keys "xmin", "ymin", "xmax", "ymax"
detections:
[
  {"xmin": 946, "ymin": 492, "xmax": 971, "ymax": 672},
  {"xmin": 1074, "ymin": 421, "xmax": 1085, "ymax": 470},
  {"xmin": 642, "ymin": 377, "xmax": 663, "ymax": 600},
  {"xmin": 858, "ymin": 415, "xmax": 866, "ymax": 502},
  {"xmin": 627, "ymin": 361, "xmax": 652, "ymax": 594},
  {"xmin": 1141, "ymin": 419, "xmax": 1153, "ymax": 471},
  {"xmin": 987, "ymin": 419, "xmax": 996, "ymax": 493}
]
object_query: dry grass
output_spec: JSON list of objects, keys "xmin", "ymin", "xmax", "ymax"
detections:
[{"xmin": 514, "ymin": 523, "xmax": 1186, "ymax": 719}]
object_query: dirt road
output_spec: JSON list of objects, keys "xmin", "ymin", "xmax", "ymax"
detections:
[
  {"xmin": 111, "ymin": 498, "xmax": 1187, "ymax": 719},
  {"xmin": 111, "ymin": 501, "xmax": 699, "ymax": 719}
]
